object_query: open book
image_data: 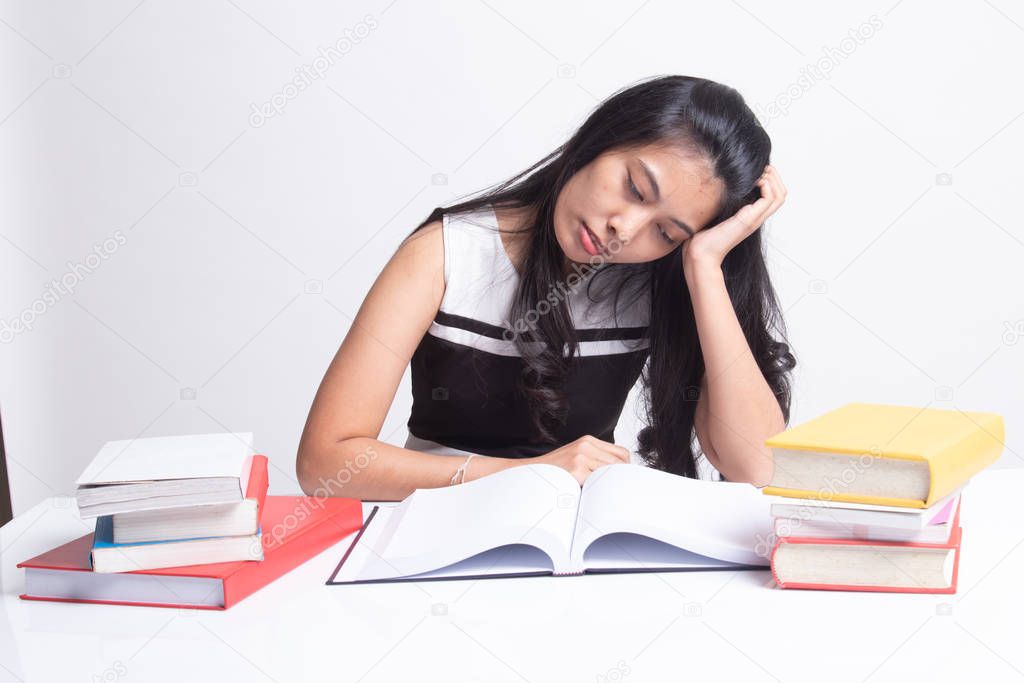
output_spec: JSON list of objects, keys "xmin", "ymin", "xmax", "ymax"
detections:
[{"xmin": 328, "ymin": 462, "xmax": 774, "ymax": 584}]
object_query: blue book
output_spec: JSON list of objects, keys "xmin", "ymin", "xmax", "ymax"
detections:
[{"xmin": 90, "ymin": 515, "xmax": 263, "ymax": 573}]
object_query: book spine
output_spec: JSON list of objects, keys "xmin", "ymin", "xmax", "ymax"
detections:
[{"xmin": 247, "ymin": 455, "xmax": 270, "ymax": 523}]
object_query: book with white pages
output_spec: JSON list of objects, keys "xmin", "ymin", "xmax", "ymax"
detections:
[
  {"xmin": 327, "ymin": 462, "xmax": 774, "ymax": 584},
  {"xmin": 75, "ymin": 432, "xmax": 256, "ymax": 518},
  {"xmin": 767, "ymin": 486, "xmax": 964, "ymax": 531},
  {"xmin": 772, "ymin": 498, "xmax": 960, "ymax": 544}
]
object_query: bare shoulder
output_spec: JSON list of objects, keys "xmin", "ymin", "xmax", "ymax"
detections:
[
  {"xmin": 363, "ymin": 218, "xmax": 446, "ymax": 331},
  {"xmin": 399, "ymin": 217, "xmax": 443, "ymax": 254},
  {"xmin": 392, "ymin": 218, "xmax": 444, "ymax": 281}
]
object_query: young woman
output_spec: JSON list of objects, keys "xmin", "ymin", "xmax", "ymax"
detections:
[{"xmin": 297, "ymin": 74, "xmax": 795, "ymax": 501}]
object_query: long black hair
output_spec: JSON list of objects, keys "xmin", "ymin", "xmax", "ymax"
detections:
[{"xmin": 407, "ymin": 74, "xmax": 795, "ymax": 478}]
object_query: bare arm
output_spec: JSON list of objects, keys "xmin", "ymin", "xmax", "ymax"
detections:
[
  {"xmin": 686, "ymin": 165, "xmax": 788, "ymax": 487},
  {"xmin": 295, "ymin": 220, "xmax": 518, "ymax": 501},
  {"xmin": 688, "ymin": 261, "xmax": 784, "ymax": 487}
]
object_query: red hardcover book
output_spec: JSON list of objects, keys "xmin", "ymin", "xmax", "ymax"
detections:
[
  {"xmin": 17, "ymin": 492, "xmax": 363, "ymax": 610},
  {"xmin": 248, "ymin": 454, "xmax": 270, "ymax": 518},
  {"xmin": 770, "ymin": 498, "xmax": 963, "ymax": 594}
]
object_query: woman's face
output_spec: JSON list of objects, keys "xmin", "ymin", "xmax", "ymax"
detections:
[{"xmin": 554, "ymin": 144, "xmax": 725, "ymax": 267}]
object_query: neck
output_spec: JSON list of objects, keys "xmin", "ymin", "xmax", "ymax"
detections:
[{"xmin": 495, "ymin": 204, "xmax": 582, "ymax": 279}]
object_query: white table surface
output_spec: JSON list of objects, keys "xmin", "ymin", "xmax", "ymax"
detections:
[{"xmin": 2, "ymin": 468, "xmax": 1023, "ymax": 682}]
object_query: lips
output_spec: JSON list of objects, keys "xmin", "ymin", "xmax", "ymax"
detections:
[{"xmin": 583, "ymin": 222, "xmax": 605, "ymax": 254}]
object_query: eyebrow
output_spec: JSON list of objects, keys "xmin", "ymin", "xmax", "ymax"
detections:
[{"xmin": 638, "ymin": 158, "xmax": 696, "ymax": 237}]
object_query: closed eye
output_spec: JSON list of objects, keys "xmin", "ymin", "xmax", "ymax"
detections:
[
  {"xmin": 627, "ymin": 173, "xmax": 643, "ymax": 201},
  {"xmin": 628, "ymin": 172, "xmax": 675, "ymax": 245}
]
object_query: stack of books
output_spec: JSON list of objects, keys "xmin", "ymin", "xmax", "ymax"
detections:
[
  {"xmin": 761, "ymin": 402, "xmax": 1005, "ymax": 594},
  {"xmin": 17, "ymin": 432, "xmax": 364, "ymax": 609},
  {"xmin": 74, "ymin": 432, "xmax": 268, "ymax": 573}
]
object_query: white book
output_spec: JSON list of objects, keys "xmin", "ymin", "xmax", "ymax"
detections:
[
  {"xmin": 772, "ymin": 516, "xmax": 955, "ymax": 544},
  {"xmin": 768, "ymin": 488, "xmax": 964, "ymax": 531},
  {"xmin": 75, "ymin": 432, "xmax": 255, "ymax": 518},
  {"xmin": 110, "ymin": 498, "xmax": 260, "ymax": 543},
  {"xmin": 328, "ymin": 462, "xmax": 774, "ymax": 584},
  {"xmin": 90, "ymin": 515, "xmax": 263, "ymax": 573}
]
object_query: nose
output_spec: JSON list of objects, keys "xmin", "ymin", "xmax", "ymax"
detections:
[
  {"xmin": 607, "ymin": 222, "xmax": 630, "ymax": 247},
  {"xmin": 608, "ymin": 207, "xmax": 644, "ymax": 247}
]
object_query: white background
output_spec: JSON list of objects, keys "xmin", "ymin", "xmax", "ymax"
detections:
[{"xmin": 1, "ymin": 0, "xmax": 1021, "ymax": 516}]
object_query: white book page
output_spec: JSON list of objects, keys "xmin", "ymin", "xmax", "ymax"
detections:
[
  {"xmin": 767, "ymin": 487, "xmax": 963, "ymax": 529},
  {"xmin": 394, "ymin": 544, "xmax": 558, "ymax": 580},
  {"xmin": 76, "ymin": 478, "xmax": 241, "ymax": 506},
  {"xmin": 76, "ymin": 490, "xmax": 245, "ymax": 519},
  {"xmin": 569, "ymin": 463, "xmax": 774, "ymax": 569},
  {"xmin": 774, "ymin": 518, "xmax": 953, "ymax": 544},
  {"xmin": 342, "ymin": 463, "xmax": 581, "ymax": 581},
  {"xmin": 75, "ymin": 432, "xmax": 254, "ymax": 486},
  {"xmin": 335, "ymin": 515, "xmax": 558, "ymax": 583},
  {"xmin": 25, "ymin": 568, "xmax": 225, "ymax": 607},
  {"xmin": 582, "ymin": 533, "xmax": 738, "ymax": 571}
]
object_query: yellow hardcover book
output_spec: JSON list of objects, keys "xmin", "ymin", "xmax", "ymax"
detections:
[{"xmin": 762, "ymin": 402, "xmax": 1005, "ymax": 508}]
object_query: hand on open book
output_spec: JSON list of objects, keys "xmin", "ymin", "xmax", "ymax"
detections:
[{"xmin": 529, "ymin": 435, "xmax": 631, "ymax": 486}]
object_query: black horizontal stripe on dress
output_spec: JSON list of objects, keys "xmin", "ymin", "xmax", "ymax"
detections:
[
  {"xmin": 433, "ymin": 310, "xmax": 649, "ymax": 343},
  {"xmin": 407, "ymin": 328, "xmax": 650, "ymax": 459}
]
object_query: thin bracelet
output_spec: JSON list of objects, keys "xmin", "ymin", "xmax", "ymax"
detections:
[{"xmin": 449, "ymin": 454, "xmax": 478, "ymax": 486}]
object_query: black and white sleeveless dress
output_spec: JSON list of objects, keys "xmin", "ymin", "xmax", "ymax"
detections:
[{"xmin": 404, "ymin": 204, "xmax": 652, "ymax": 459}]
